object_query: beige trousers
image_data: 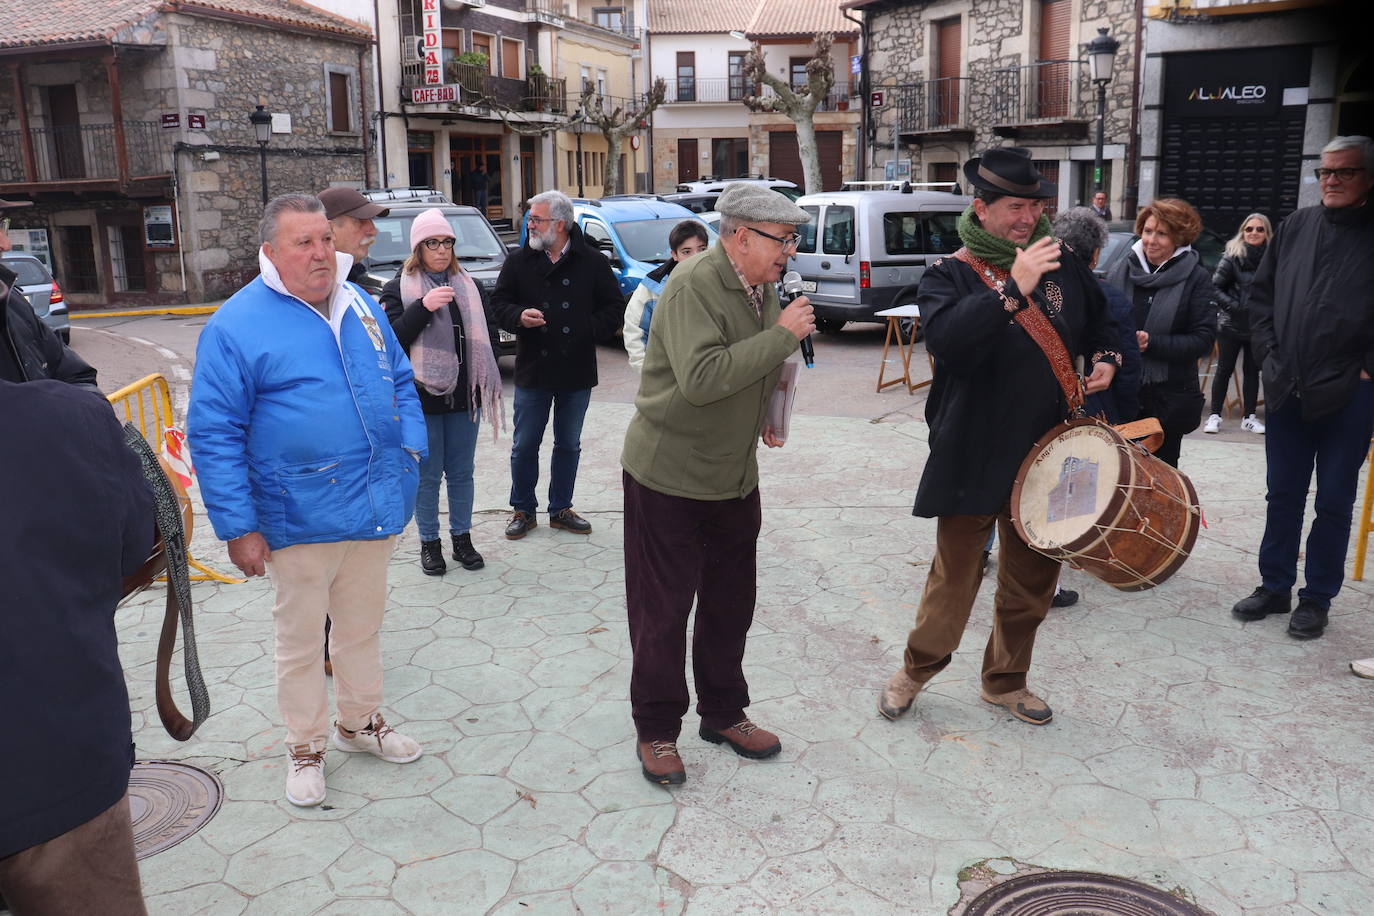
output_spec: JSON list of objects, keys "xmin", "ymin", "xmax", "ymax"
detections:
[{"xmin": 267, "ymin": 537, "xmax": 394, "ymax": 746}]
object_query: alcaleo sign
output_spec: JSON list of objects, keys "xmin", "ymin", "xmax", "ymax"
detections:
[{"xmin": 1188, "ymin": 84, "xmax": 1267, "ymax": 103}]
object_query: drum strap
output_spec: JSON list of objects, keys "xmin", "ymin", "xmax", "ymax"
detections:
[
  {"xmin": 953, "ymin": 248, "xmax": 1085, "ymax": 417},
  {"xmin": 122, "ymin": 424, "xmax": 211, "ymax": 740}
]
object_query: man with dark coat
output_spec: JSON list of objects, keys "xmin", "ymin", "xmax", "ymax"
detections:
[
  {"xmin": 1, "ymin": 198, "xmax": 99, "ymax": 389},
  {"xmin": 1231, "ymin": 135, "xmax": 1374, "ymax": 648},
  {"xmin": 0, "ymin": 378, "xmax": 154, "ymax": 913},
  {"xmin": 489, "ymin": 189, "xmax": 624, "ymax": 539},
  {"xmin": 878, "ymin": 149, "xmax": 1121, "ymax": 727}
]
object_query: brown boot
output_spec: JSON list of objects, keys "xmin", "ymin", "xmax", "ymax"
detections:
[
  {"xmin": 878, "ymin": 669, "xmax": 922, "ymax": 720},
  {"xmin": 980, "ymin": 687, "xmax": 1053, "ymax": 725},
  {"xmin": 699, "ymin": 719, "xmax": 781, "ymax": 759},
  {"xmin": 637, "ymin": 740, "xmax": 686, "ymax": 786}
]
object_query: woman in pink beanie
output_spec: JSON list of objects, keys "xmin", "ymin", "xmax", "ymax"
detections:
[{"xmin": 380, "ymin": 208, "xmax": 503, "ymax": 574}]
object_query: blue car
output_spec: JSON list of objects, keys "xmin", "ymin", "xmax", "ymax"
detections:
[{"xmin": 569, "ymin": 197, "xmax": 717, "ymax": 301}]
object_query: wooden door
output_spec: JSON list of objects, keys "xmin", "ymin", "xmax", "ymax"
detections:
[
  {"xmin": 935, "ymin": 18, "xmax": 961, "ymax": 126},
  {"xmin": 677, "ymin": 138, "xmax": 698, "ymax": 183},
  {"xmin": 1037, "ymin": 0, "xmax": 1071, "ymax": 118},
  {"xmin": 47, "ymin": 85, "xmax": 85, "ymax": 180},
  {"xmin": 501, "ymin": 39, "xmax": 521, "ymax": 79}
]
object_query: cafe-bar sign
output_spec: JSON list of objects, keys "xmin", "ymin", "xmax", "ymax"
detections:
[
  {"xmin": 412, "ymin": 85, "xmax": 458, "ymax": 104},
  {"xmin": 422, "ymin": 0, "xmax": 442, "ymax": 84}
]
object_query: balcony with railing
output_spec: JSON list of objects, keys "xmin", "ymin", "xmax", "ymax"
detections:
[
  {"xmin": 400, "ymin": 58, "xmax": 568, "ymax": 115},
  {"xmin": 525, "ymin": 0, "xmax": 641, "ymax": 41},
  {"xmin": 892, "ymin": 77, "xmax": 975, "ymax": 142},
  {"xmin": 990, "ymin": 60, "xmax": 1091, "ymax": 136},
  {"xmin": 0, "ymin": 121, "xmax": 172, "ymax": 189},
  {"xmin": 668, "ymin": 78, "xmax": 855, "ymax": 111}
]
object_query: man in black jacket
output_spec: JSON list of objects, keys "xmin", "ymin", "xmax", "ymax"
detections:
[
  {"xmin": 1, "ymin": 199, "xmax": 99, "ymax": 389},
  {"xmin": 0, "ymin": 379, "xmax": 154, "ymax": 913},
  {"xmin": 1232, "ymin": 136, "xmax": 1374, "ymax": 643},
  {"xmin": 489, "ymin": 190, "xmax": 623, "ymax": 539},
  {"xmin": 878, "ymin": 149, "xmax": 1120, "ymax": 727}
]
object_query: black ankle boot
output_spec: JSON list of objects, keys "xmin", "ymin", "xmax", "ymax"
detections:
[
  {"xmin": 452, "ymin": 533, "xmax": 484, "ymax": 570},
  {"xmin": 420, "ymin": 539, "xmax": 446, "ymax": 576}
]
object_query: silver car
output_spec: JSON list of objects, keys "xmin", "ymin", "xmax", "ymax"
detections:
[{"xmin": 2, "ymin": 254, "xmax": 68, "ymax": 343}]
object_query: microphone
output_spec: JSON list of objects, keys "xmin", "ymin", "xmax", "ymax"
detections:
[{"xmin": 780, "ymin": 270, "xmax": 814, "ymax": 368}]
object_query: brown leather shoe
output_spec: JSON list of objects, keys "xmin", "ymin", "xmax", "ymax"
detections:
[
  {"xmin": 637, "ymin": 740, "xmax": 686, "ymax": 785},
  {"xmin": 878, "ymin": 669, "xmax": 921, "ymax": 720},
  {"xmin": 699, "ymin": 719, "xmax": 781, "ymax": 759},
  {"xmin": 981, "ymin": 687, "xmax": 1053, "ymax": 725}
]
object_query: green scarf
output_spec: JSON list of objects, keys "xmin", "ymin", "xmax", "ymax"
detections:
[{"xmin": 956, "ymin": 205, "xmax": 1053, "ymax": 270}]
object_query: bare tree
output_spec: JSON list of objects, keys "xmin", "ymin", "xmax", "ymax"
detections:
[
  {"xmin": 741, "ymin": 33, "xmax": 835, "ymax": 194},
  {"xmin": 579, "ymin": 77, "xmax": 667, "ymax": 196}
]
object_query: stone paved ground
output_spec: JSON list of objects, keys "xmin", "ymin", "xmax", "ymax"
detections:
[{"xmin": 119, "ymin": 399, "xmax": 1374, "ymax": 915}]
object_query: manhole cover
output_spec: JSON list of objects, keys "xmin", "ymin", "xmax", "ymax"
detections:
[
  {"xmin": 128, "ymin": 761, "xmax": 223, "ymax": 859},
  {"xmin": 964, "ymin": 871, "xmax": 1209, "ymax": 915}
]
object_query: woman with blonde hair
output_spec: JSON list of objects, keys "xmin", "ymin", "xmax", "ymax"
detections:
[
  {"xmin": 1108, "ymin": 198, "xmax": 1218, "ymax": 467},
  {"xmin": 1204, "ymin": 212, "xmax": 1273, "ymax": 434},
  {"xmin": 382, "ymin": 208, "xmax": 503, "ymax": 575}
]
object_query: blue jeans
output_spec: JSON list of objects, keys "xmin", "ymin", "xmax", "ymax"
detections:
[
  {"xmin": 416, "ymin": 410, "xmax": 480, "ymax": 541},
  {"xmin": 509, "ymin": 386, "xmax": 592, "ymax": 516},
  {"xmin": 1258, "ymin": 380, "xmax": 1374, "ymax": 607}
]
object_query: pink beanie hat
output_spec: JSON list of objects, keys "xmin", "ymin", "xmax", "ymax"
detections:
[{"xmin": 410, "ymin": 208, "xmax": 453, "ymax": 249}]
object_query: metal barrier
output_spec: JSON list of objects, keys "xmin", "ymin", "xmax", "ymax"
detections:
[
  {"xmin": 108, "ymin": 373, "xmax": 242, "ymax": 584},
  {"xmin": 1353, "ymin": 440, "xmax": 1374, "ymax": 581}
]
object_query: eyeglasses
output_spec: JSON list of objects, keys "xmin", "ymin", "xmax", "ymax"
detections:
[
  {"xmin": 745, "ymin": 226, "xmax": 802, "ymax": 250},
  {"xmin": 527, "ymin": 215, "xmax": 556, "ymax": 226},
  {"xmin": 1243, "ymin": 226, "xmax": 1266, "ymax": 233},
  {"xmin": 422, "ymin": 237, "xmax": 456, "ymax": 250},
  {"xmin": 1314, "ymin": 167, "xmax": 1367, "ymax": 182}
]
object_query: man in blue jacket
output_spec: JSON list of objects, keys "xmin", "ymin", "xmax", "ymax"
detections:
[{"xmin": 189, "ymin": 194, "xmax": 428, "ymax": 808}]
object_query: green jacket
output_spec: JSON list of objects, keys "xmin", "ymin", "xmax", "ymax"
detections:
[{"xmin": 621, "ymin": 242, "xmax": 798, "ymax": 500}]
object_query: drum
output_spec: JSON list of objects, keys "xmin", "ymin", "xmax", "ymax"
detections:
[{"xmin": 1010, "ymin": 419, "xmax": 1201, "ymax": 591}]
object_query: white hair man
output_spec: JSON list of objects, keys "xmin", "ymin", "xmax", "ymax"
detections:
[
  {"xmin": 489, "ymin": 190, "xmax": 625, "ymax": 540},
  {"xmin": 188, "ymin": 193, "xmax": 428, "ymax": 807}
]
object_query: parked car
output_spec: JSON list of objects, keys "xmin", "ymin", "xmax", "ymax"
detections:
[
  {"xmin": 570, "ymin": 196, "xmax": 717, "ymax": 302},
  {"xmin": 788, "ymin": 187, "xmax": 970, "ymax": 334},
  {"xmin": 660, "ymin": 192, "xmax": 720, "ymax": 213},
  {"xmin": 360, "ymin": 198, "xmax": 516, "ymax": 357},
  {"xmin": 674, "ymin": 176, "xmax": 801, "ymax": 201},
  {"xmin": 1, "ymin": 253, "xmax": 68, "ymax": 343},
  {"xmin": 1094, "ymin": 220, "xmax": 1227, "ymax": 280}
]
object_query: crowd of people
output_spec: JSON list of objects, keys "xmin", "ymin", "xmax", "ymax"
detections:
[{"xmin": 3, "ymin": 137, "xmax": 1372, "ymax": 909}]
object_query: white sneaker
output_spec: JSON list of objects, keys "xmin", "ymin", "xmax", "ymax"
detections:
[
  {"xmin": 1242, "ymin": 414, "xmax": 1265, "ymax": 434},
  {"xmin": 285, "ymin": 742, "xmax": 326, "ymax": 807},
  {"xmin": 1203, "ymin": 414, "xmax": 1221, "ymax": 434},
  {"xmin": 334, "ymin": 713, "xmax": 423, "ymax": 763},
  {"xmin": 1351, "ymin": 657, "xmax": 1374, "ymax": 679}
]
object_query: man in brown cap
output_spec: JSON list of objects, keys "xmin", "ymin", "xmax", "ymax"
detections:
[
  {"xmin": 620, "ymin": 182, "xmax": 814, "ymax": 786},
  {"xmin": 877, "ymin": 148, "xmax": 1121, "ymax": 728},
  {"xmin": 318, "ymin": 187, "xmax": 389, "ymax": 295}
]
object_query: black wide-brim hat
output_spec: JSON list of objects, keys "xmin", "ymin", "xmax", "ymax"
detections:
[{"xmin": 963, "ymin": 147, "xmax": 1057, "ymax": 199}]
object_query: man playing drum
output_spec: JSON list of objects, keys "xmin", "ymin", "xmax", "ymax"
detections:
[{"xmin": 878, "ymin": 149, "xmax": 1122, "ymax": 726}]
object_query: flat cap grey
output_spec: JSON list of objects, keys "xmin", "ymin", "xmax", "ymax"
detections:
[{"xmin": 714, "ymin": 183, "xmax": 812, "ymax": 225}]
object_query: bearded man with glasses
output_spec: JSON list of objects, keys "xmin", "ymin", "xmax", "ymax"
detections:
[
  {"xmin": 490, "ymin": 190, "xmax": 624, "ymax": 540},
  {"xmin": 620, "ymin": 183, "xmax": 814, "ymax": 785},
  {"xmin": 1231, "ymin": 136, "xmax": 1374, "ymax": 654}
]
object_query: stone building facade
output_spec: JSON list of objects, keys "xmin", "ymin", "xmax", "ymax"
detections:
[
  {"xmin": 0, "ymin": 0, "xmax": 373, "ymax": 305},
  {"xmin": 852, "ymin": 0, "xmax": 1139, "ymax": 216}
]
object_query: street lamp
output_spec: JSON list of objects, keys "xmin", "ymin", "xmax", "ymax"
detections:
[
  {"xmin": 1086, "ymin": 27, "xmax": 1119, "ymax": 198},
  {"xmin": 249, "ymin": 104, "xmax": 272, "ymax": 205}
]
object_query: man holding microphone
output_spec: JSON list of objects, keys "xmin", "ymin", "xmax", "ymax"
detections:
[{"xmin": 620, "ymin": 183, "xmax": 814, "ymax": 786}]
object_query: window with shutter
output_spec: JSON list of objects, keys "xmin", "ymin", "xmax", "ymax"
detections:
[{"xmin": 1037, "ymin": 0, "xmax": 1071, "ymax": 118}]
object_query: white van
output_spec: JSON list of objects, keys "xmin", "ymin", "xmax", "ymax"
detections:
[{"xmin": 790, "ymin": 188, "xmax": 970, "ymax": 333}]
